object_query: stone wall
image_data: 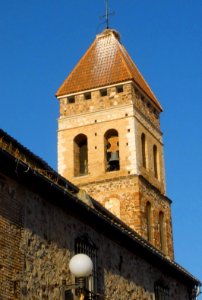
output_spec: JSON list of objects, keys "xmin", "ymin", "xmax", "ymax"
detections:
[
  {"xmin": 81, "ymin": 175, "xmax": 173, "ymax": 260},
  {"xmin": 138, "ymin": 177, "xmax": 174, "ymax": 259},
  {"xmin": 59, "ymin": 83, "xmax": 133, "ymax": 118},
  {"xmin": 131, "ymin": 85, "xmax": 160, "ymax": 130},
  {"xmin": 0, "ymin": 172, "xmax": 189, "ymax": 299},
  {"xmin": 135, "ymin": 116, "xmax": 165, "ymax": 195}
]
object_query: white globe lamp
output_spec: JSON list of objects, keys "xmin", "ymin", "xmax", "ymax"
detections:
[{"xmin": 69, "ymin": 253, "xmax": 93, "ymax": 278}]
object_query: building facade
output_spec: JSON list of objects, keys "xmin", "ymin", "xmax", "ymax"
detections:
[{"xmin": 0, "ymin": 129, "xmax": 200, "ymax": 299}]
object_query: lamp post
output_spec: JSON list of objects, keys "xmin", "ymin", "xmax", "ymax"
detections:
[{"xmin": 69, "ymin": 253, "xmax": 93, "ymax": 300}]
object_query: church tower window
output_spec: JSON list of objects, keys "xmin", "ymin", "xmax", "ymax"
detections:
[
  {"xmin": 100, "ymin": 88, "xmax": 107, "ymax": 97},
  {"xmin": 84, "ymin": 92, "xmax": 91, "ymax": 100},
  {"xmin": 67, "ymin": 96, "xmax": 75, "ymax": 103},
  {"xmin": 146, "ymin": 202, "xmax": 152, "ymax": 242},
  {"xmin": 153, "ymin": 144, "xmax": 158, "ymax": 179},
  {"xmin": 159, "ymin": 211, "xmax": 165, "ymax": 252},
  {"xmin": 116, "ymin": 85, "xmax": 123, "ymax": 93},
  {"xmin": 74, "ymin": 134, "xmax": 88, "ymax": 176},
  {"xmin": 104, "ymin": 129, "xmax": 120, "ymax": 172},
  {"xmin": 141, "ymin": 133, "xmax": 147, "ymax": 168}
]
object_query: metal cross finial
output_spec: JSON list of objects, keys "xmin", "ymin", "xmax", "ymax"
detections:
[
  {"xmin": 99, "ymin": 0, "xmax": 114, "ymax": 30},
  {"xmin": 105, "ymin": 0, "xmax": 109, "ymax": 29}
]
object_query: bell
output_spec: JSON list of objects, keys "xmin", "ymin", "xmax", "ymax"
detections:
[
  {"xmin": 109, "ymin": 151, "xmax": 119, "ymax": 163},
  {"xmin": 109, "ymin": 151, "xmax": 120, "ymax": 171}
]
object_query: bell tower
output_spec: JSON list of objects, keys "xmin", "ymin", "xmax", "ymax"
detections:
[{"xmin": 56, "ymin": 29, "xmax": 174, "ymax": 259}]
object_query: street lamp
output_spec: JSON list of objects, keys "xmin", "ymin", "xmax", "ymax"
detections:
[{"xmin": 69, "ymin": 253, "xmax": 93, "ymax": 300}]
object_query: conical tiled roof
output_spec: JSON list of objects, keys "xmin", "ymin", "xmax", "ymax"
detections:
[{"xmin": 56, "ymin": 29, "xmax": 162, "ymax": 110}]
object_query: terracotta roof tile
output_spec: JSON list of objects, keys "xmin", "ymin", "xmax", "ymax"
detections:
[{"xmin": 56, "ymin": 29, "xmax": 162, "ymax": 111}]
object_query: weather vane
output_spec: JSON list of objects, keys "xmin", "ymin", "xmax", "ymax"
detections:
[{"xmin": 100, "ymin": 0, "xmax": 115, "ymax": 29}]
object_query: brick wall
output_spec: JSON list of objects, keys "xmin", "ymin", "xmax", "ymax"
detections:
[{"xmin": 0, "ymin": 174, "xmax": 23, "ymax": 299}]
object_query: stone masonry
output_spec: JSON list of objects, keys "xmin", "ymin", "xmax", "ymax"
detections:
[
  {"xmin": 0, "ymin": 171, "xmax": 190, "ymax": 299},
  {"xmin": 57, "ymin": 79, "xmax": 173, "ymax": 258}
]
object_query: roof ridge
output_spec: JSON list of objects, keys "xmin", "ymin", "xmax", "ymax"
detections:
[
  {"xmin": 118, "ymin": 42, "xmax": 162, "ymax": 110},
  {"xmin": 115, "ymin": 39, "xmax": 133, "ymax": 80}
]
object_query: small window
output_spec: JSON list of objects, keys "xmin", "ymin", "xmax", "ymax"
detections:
[
  {"xmin": 64, "ymin": 290, "xmax": 73, "ymax": 300},
  {"xmin": 154, "ymin": 281, "xmax": 169, "ymax": 300},
  {"xmin": 116, "ymin": 85, "xmax": 123, "ymax": 93},
  {"xmin": 100, "ymin": 88, "xmax": 107, "ymax": 97},
  {"xmin": 84, "ymin": 92, "xmax": 91, "ymax": 100},
  {"xmin": 67, "ymin": 96, "xmax": 75, "ymax": 103},
  {"xmin": 75, "ymin": 236, "xmax": 98, "ymax": 298}
]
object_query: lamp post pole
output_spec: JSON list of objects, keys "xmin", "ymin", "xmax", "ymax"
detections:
[{"xmin": 80, "ymin": 293, "xmax": 84, "ymax": 300}]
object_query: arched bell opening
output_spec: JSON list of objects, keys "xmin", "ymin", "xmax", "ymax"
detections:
[
  {"xmin": 74, "ymin": 134, "xmax": 88, "ymax": 176},
  {"xmin": 104, "ymin": 129, "xmax": 120, "ymax": 172}
]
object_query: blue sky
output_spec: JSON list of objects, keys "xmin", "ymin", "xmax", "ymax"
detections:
[{"xmin": 0, "ymin": 0, "xmax": 202, "ymax": 289}]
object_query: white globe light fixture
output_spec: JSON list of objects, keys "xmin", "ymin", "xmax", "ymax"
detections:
[{"xmin": 69, "ymin": 253, "xmax": 93, "ymax": 278}]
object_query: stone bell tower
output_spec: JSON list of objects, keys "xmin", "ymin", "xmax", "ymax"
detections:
[{"xmin": 56, "ymin": 29, "xmax": 174, "ymax": 259}]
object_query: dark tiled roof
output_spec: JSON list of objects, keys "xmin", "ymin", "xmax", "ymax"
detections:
[
  {"xmin": 0, "ymin": 128, "xmax": 79, "ymax": 194},
  {"xmin": 56, "ymin": 29, "xmax": 162, "ymax": 111}
]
